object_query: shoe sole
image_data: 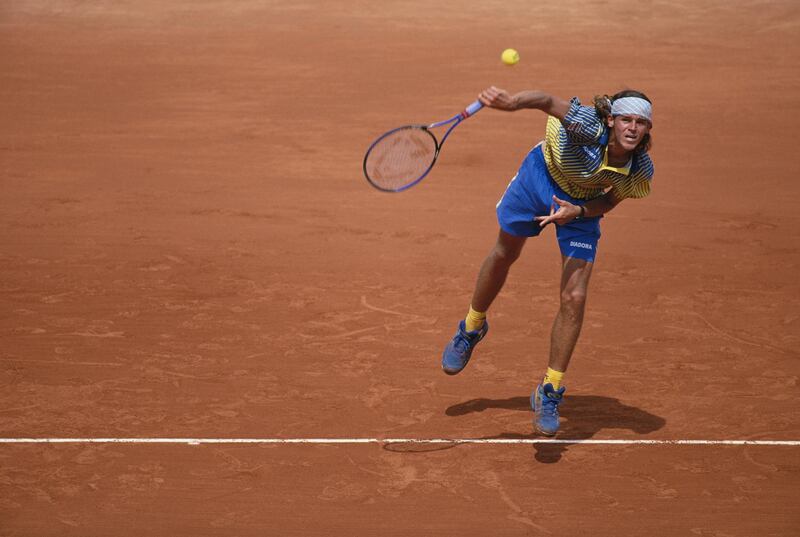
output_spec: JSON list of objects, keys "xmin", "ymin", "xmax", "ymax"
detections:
[
  {"xmin": 441, "ymin": 344, "xmax": 471, "ymax": 375},
  {"xmin": 441, "ymin": 350, "xmax": 468, "ymax": 375},
  {"xmin": 534, "ymin": 424, "xmax": 557, "ymax": 437}
]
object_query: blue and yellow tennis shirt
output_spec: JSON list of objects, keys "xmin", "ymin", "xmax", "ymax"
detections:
[{"xmin": 542, "ymin": 97, "xmax": 654, "ymax": 200}]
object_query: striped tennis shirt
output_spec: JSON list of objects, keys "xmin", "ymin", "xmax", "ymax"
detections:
[{"xmin": 542, "ymin": 97, "xmax": 654, "ymax": 200}]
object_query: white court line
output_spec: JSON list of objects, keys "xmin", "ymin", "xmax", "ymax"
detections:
[{"xmin": 0, "ymin": 438, "xmax": 798, "ymax": 446}]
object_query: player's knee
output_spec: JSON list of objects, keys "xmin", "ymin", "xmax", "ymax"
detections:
[
  {"xmin": 560, "ymin": 288, "xmax": 587, "ymax": 311},
  {"xmin": 491, "ymin": 242, "xmax": 522, "ymax": 265},
  {"xmin": 489, "ymin": 231, "xmax": 526, "ymax": 266}
]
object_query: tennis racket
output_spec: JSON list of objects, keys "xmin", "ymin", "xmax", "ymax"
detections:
[{"xmin": 363, "ymin": 100, "xmax": 484, "ymax": 192}]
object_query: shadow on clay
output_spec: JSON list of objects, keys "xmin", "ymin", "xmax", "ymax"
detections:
[{"xmin": 445, "ymin": 394, "xmax": 666, "ymax": 464}]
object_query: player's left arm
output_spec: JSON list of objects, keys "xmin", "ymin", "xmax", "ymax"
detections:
[
  {"xmin": 534, "ymin": 190, "xmax": 623, "ymax": 227},
  {"xmin": 582, "ymin": 189, "xmax": 623, "ymax": 218}
]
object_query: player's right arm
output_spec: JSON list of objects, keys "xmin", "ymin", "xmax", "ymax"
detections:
[{"xmin": 478, "ymin": 86, "xmax": 571, "ymax": 120}]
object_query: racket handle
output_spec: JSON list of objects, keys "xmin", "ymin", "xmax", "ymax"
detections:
[{"xmin": 461, "ymin": 100, "xmax": 484, "ymax": 119}]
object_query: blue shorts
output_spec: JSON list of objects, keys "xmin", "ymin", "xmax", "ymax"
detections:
[{"xmin": 496, "ymin": 144, "xmax": 601, "ymax": 262}]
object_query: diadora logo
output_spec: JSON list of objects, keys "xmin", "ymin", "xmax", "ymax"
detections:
[{"xmin": 569, "ymin": 241, "xmax": 593, "ymax": 250}]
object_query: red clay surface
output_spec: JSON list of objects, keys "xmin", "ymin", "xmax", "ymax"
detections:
[{"xmin": 1, "ymin": 1, "xmax": 799, "ymax": 535}]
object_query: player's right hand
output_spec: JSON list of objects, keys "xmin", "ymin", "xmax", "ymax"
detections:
[{"xmin": 479, "ymin": 86, "xmax": 518, "ymax": 111}]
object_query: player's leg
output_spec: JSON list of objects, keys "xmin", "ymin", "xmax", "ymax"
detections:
[
  {"xmin": 441, "ymin": 230, "xmax": 527, "ymax": 375},
  {"xmin": 442, "ymin": 145, "xmax": 548, "ymax": 376},
  {"xmin": 533, "ymin": 255, "xmax": 594, "ymax": 435},
  {"xmin": 470, "ymin": 229, "xmax": 527, "ymax": 313},
  {"xmin": 549, "ymin": 255, "xmax": 594, "ymax": 372}
]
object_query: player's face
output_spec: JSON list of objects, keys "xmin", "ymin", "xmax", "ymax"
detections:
[{"xmin": 608, "ymin": 114, "xmax": 651, "ymax": 152}]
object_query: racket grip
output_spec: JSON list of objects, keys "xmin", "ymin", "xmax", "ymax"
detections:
[{"xmin": 462, "ymin": 100, "xmax": 484, "ymax": 118}]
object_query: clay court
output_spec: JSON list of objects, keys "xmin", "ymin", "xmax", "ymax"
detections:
[{"xmin": 2, "ymin": 0, "xmax": 799, "ymax": 535}]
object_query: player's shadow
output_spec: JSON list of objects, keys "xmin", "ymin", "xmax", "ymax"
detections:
[{"xmin": 445, "ymin": 394, "xmax": 666, "ymax": 464}]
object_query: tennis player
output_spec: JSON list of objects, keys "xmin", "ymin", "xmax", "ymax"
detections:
[{"xmin": 441, "ymin": 86, "xmax": 654, "ymax": 436}]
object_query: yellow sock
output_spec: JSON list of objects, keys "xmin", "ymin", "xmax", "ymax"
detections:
[
  {"xmin": 543, "ymin": 367, "xmax": 565, "ymax": 390},
  {"xmin": 464, "ymin": 306, "xmax": 486, "ymax": 333}
]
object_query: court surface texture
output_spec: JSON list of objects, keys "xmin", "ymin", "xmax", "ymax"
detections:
[{"xmin": 1, "ymin": 1, "xmax": 799, "ymax": 535}]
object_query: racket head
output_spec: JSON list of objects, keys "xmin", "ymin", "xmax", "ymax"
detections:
[{"xmin": 363, "ymin": 126, "xmax": 439, "ymax": 192}]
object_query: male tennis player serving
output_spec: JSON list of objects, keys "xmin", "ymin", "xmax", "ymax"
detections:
[{"xmin": 441, "ymin": 86, "xmax": 655, "ymax": 436}]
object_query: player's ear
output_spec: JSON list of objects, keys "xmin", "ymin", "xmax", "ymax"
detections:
[{"xmin": 606, "ymin": 115, "xmax": 615, "ymax": 128}]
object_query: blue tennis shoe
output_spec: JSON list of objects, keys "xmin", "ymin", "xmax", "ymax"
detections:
[
  {"xmin": 531, "ymin": 383, "xmax": 566, "ymax": 436},
  {"xmin": 441, "ymin": 320, "xmax": 488, "ymax": 375}
]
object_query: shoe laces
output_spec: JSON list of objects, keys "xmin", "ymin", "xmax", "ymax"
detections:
[
  {"xmin": 453, "ymin": 332, "xmax": 472, "ymax": 353},
  {"xmin": 454, "ymin": 324, "xmax": 484, "ymax": 353},
  {"xmin": 540, "ymin": 394, "xmax": 561, "ymax": 417}
]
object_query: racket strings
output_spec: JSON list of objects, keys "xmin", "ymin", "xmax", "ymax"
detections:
[{"xmin": 364, "ymin": 128, "xmax": 437, "ymax": 191}]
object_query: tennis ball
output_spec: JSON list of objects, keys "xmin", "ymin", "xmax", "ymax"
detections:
[{"xmin": 501, "ymin": 48, "xmax": 519, "ymax": 66}]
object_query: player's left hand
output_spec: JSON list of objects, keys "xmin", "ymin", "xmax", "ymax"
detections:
[{"xmin": 534, "ymin": 195, "xmax": 582, "ymax": 227}]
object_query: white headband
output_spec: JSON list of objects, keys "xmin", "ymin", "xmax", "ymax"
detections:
[{"xmin": 611, "ymin": 97, "xmax": 652, "ymax": 123}]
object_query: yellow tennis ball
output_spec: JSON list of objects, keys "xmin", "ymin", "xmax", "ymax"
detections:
[{"xmin": 501, "ymin": 48, "xmax": 519, "ymax": 65}]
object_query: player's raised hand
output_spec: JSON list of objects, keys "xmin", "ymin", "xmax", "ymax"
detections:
[
  {"xmin": 534, "ymin": 195, "xmax": 582, "ymax": 227},
  {"xmin": 478, "ymin": 86, "xmax": 518, "ymax": 111}
]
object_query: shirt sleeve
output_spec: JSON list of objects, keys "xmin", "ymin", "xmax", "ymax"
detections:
[
  {"xmin": 560, "ymin": 97, "xmax": 604, "ymax": 145},
  {"xmin": 610, "ymin": 156, "xmax": 654, "ymax": 199}
]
